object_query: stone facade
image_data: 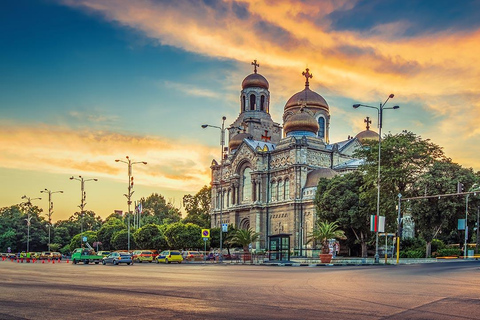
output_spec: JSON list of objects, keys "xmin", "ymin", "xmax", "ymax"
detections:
[{"xmin": 209, "ymin": 64, "xmax": 367, "ymax": 254}]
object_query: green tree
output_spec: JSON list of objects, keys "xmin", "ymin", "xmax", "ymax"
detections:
[
  {"xmin": 182, "ymin": 185, "xmax": 211, "ymax": 228},
  {"xmin": 315, "ymin": 172, "xmax": 371, "ymax": 257},
  {"xmin": 410, "ymin": 160, "xmax": 479, "ymax": 256},
  {"xmin": 96, "ymin": 218, "xmax": 126, "ymax": 250},
  {"xmin": 69, "ymin": 230, "xmax": 98, "ymax": 251},
  {"xmin": 164, "ymin": 222, "xmax": 203, "ymax": 249},
  {"xmin": 307, "ymin": 221, "xmax": 345, "ymax": 254},
  {"xmin": 140, "ymin": 193, "xmax": 182, "ymax": 225},
  {"xmin": 133, "ymin": 223, "xmax": 168, "ymax": 250},
  {"xmin": 229, "ymin": 228, "xmax": 260, "ymax": 252},
  {"xmin": 354, "ymin": 131, "xmax": 447, "ymax": 233},
  {"xmin": 111, "ymin": 230, "xmax": 131, "ymax": 250}
]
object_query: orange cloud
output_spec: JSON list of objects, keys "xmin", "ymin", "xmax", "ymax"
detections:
[{"xmin": 0, "ymin": 121, "xmax": 214, "ymax": 192}]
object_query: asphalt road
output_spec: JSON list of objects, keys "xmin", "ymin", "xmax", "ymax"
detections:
[{"xmin": 1, "ymin": 259, "xmax": 479, "ymax": 319}]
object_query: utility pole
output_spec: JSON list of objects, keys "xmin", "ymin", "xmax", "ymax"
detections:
[{"xmin": 40, "ymin": 189, "xmax": 63, "ymax": 250}]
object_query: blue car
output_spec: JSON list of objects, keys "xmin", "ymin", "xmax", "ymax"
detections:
[{"xmin": 102, "ymin": 252, "xmax": 133, "ymax": 265}]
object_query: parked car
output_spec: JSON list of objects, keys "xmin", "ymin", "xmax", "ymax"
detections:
[
  {"xmin": 97, "ymin": 251, "xmax": 111, "ymax": 257},
  {"xmin": 102, "ymin": 252, "xmax": 132, "ymax": 265},
  {"xmin": 40, "ymin": 251, "xmax": 62, "ymax": 260},
  {"xmin": 183, "ymin": 251, "xmax": 204, "ymax": 262},
  {"xmin": 156, "ymin": 250, "xmax": 183, "ymax": 264},
  {"xmin": 132, "ymin": 250, "xmax": 154, "ymax": 263}
]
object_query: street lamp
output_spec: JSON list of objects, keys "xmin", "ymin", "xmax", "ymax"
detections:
[
  {"xmin": 202, "ymin": 116, "xmax": 226, "ymax": 262},
  {"xmin": 70, "ymin": 176, "xmax": 98, "ymax": 235},
  {"xmin": 21, "ymin": 195, "xmax": 41, "ymax": 252},
  {"xmin": 40, "ymin": 189, "xmax": 63, "ymax": 251},
  {"xmin": 115, "ymin": 156, "xmax": 147, "ymax": 252},
  {"xmin": 353, "ymin": 94, "xmax": 399, "ymax": 264},
  {"xmin": 465, "ymin": 184, "xmax": 480, "ymax": 258}
]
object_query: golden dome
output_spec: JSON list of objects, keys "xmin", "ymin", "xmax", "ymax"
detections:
[
  {"xmin": 355, "ymin": 129, "xmax": 379, "ymax": 144},
  {"xmin": 229, "ymin": 132, "xmax": 253, "ymax": 151},
  {"xmin": 284, "ymin": 87, "xmax": 328, "ymax": 111},
  {"xmin": 283, "ymin": 108, "xmax": 319, "ymax": 135},
  {"xmin": 242, "ymin": 73, "xmax": 269, "ymax": 90}
]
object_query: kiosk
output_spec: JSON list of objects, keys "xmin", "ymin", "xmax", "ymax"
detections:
[{"xmin": 268, "ymin": 234, "xmax": 291, "ymax": 261}]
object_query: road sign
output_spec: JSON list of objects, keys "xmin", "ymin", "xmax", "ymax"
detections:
[
  {"xmin": 82, "ymin": 236, "xmax": 87, "ymax": 242},
  {"xmin": 201, "ymin": 229, "xmax": 210, "ymax": 238},
  {"xmin": 222, "ymin": 223, "xmax": 228, "ymax": 232},
  {"xmin": 7, "ymin": 247, "xmax": 11, "ymax": 253},
  {"xmin": 203, "ymin": 237, "xmax": 209, "ymax": 241}
]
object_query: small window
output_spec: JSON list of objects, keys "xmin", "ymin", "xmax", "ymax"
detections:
[
  {"xmin": 250, "ymin": 94, "xmax": 255, "ymax": 110},
  {"xmin": 318, "ymin": 117, "xmax": 325, "ymax": 138},
  {"xmin": 260, "ymin": 95, "xmax": 265, "ymax": 111}
]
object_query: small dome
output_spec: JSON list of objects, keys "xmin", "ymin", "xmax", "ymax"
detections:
[
  {"xmin": 355, "ymin": 129, "xmax": 379, "ymax": 144},
  {"xmin": 305, "ymin": 168, "xmax": 338, "ymax": 187},
  {"xmin": 283, "ymin": 108, "xmax": 319, "ymax": 136},
  {"xmin": 284, "ymin": 88, "xmax": 328, "ymax": 111},
  {"xmin": 242, "ymin": 73, "xmax": 269, "ymax": 90},
  {"xmin": 229, "ymin": 132, "xmax": 253, "ymax": 151}
]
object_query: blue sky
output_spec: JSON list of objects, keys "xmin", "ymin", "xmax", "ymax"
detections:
[{"xmin": 1, "ymin": 0, "xmax": 479, "ymax": 221}]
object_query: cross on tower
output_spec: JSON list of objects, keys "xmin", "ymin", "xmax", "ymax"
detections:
[
  {"xmin": 302, "ymin": 68, "xmax": 313, "ymax": 88},
  {"xmin": 364, "ymin": 116, "xmax": 372, "ymax": 130},
  {"xmin": 261, "ymin": 130, "xmax": 271, "ymax": 142},
  {"xmin": 251, "ymin": 60, "xmax": 260, "ymax": 74}
]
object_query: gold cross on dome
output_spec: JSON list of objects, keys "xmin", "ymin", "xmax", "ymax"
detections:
[
  {"xmin": 302, "ymin": 68, "xmax": 313, "ymax": 88},
  {"xmin": 251, "ymin": 60, "xmax": 260, "ymax": 73},
  {"xmin": 364, "ymin": 116, "xmax": 372, "ymax": 130}
]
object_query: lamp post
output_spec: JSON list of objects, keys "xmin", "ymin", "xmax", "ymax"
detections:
[
  {"xmin": 21, "ymin": 195, "xmax": 41, "ymax": 252},
  {"xmin": 464, "ymin": 184, "xmax": 480, "ymax": 258},
  {"xmin": 40, "ymin": 189, "xmax": 63, "ymax": 251},
  {"xmin": 115, "ymin": 156, "xmax": 147, "ymax": 252},
  {"xmin": 70, "ymin": 176, "xmax": 98, "ymax": 235},
  {"xmin": 202, "ymin": 116, "xmax": 226, "ymax": 262},
  {"xmin": 353, "ymin": 94, "xmax": 399, "ymax": 264}
]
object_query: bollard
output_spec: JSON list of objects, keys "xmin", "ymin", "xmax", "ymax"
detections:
[
  {"xmin": 52, "ymin": 259, "xmax": 55, "ymax": 264},
  {"xmin": 66, "ymin": 259, "xmax": 69, "ymax": 263},
  {"xmin": 42, "ymin": 260, "xmax": 45, "ymax": 264}
]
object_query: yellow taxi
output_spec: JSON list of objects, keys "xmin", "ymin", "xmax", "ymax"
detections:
[
  {"xmin": 132, "ymin": 250, "xmax": 154, "ymax": 263},
  {"xmin": 155, "ymin": 250, "xmax": 183, "ymax": 264}
]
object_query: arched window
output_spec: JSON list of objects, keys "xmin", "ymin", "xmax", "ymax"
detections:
[
  {"xmin": 242, "ymin": 167, "xmax": 252, "ymax": 202},
  {"xmin": 271, "ymin": 181, "xmax": 276, "ymax": 201},
  {"xmin": 223, "ymin": 190, "xmax": 227, "ymax": 209},
  {"xmin": 318, "ymin": 117, "xmax": 325, "ymax": 138},
  {"xmin": 278, "ymin": 180, "xmax": 284, "ymax": 201},
  {"xmin": 242, "ymin": 95, "xmax": 246, "ymax": 111},
  {"xmin": 250, "ymin": 94, "xmax": 256, "ymax": 110},
  {"xmin": 284, "ymin": 179, "xmax": 289, "ymax": 200},
  {"xmin": 260, "ymin": 95, "xmax": 265, "ymax": 111},
  {"xmin": 227, "ymin": 190, "xmax": 230, "ymax": 207},
  {"xmin": 216, "ymin": 193, "xmax": 220, "ymax": 209}
]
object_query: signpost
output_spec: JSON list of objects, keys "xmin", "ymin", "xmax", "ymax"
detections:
[
  {"xmin": 202, "ymin": 229, "xmax": 210, "ymax": 262},
  {"xmin": 222, "ymin": 223, "xmax": 228, "ymax": 233}
]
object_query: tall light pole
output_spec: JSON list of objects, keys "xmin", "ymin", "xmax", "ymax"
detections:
[
  {"xmin": 202, "ymin": 116, "xmax": 226, "ymax": 262},
  {"xmin": 40, "ymin": 189, "xmax": 63, "ymax": 251},
  {"xmin": 464, "ymin": 184, "xmax": 480, "ymax": 258},
  {"xmin": 70, "ymin": 176, "xmax": 98, "ymax": 235},
  {"xmin": 353, "ymin": 94, "xmax": 399, "ymax": 264},
  {"xmin": 115, "ymin": 156, "xmax": 147, "ymax": 252},
  {"xmin": 21, "ymin": 195, "xmax": 41, "ymax": 252}
]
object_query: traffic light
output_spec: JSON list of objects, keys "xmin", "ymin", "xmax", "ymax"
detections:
[{"xmin": 457, "ymin": 182, "xmax": 464, "ymax": 193}]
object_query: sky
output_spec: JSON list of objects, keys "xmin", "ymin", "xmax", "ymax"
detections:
[{"xmin": 1, "ymin": 0, "xmax": 480, "ymax": 222}]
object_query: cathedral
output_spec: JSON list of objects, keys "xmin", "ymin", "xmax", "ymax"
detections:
[{"xmin": 208, "ymin": 61, "xmax": 378, "ymax": 257}]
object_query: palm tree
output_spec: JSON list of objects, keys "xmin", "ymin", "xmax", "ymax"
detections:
[
  {"xmin": 229, "ymin": 228, "xmax": 260, "ymax": 252},
  {"xmin": 307, "ymin": 221, "xmax": 345, "ymax": 254}
]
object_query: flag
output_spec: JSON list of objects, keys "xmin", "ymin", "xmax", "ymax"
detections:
[{"xmin": 137, "ymin": 202, "xmax": 143, "ymax": 214}]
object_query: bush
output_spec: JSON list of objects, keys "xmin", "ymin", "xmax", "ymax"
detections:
[
  {"xmin": 430, "ymin": 239, "xmax": 445, "ymax": 253},
  {"xmin": 400, "ymin": 249, "xmax": 425, "ymax": 258},
  {"xmin": 432, "ymin": 248, "xmax": 462, "ymax": 258}
]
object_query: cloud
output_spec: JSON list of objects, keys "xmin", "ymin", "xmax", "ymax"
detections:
[
  {"xmin": 163, "ymin": 81, "xmax": 218, "ymax": 98},
  {"xmin": 59, "ymin": 0, "xmax": 480, "ymax": 170},
  {"xmin": 0, "ymin": 121, "xmax": 214, "ymax": 192}
]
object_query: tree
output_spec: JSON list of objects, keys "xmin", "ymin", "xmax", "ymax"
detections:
[
  {"xmin": 140, "ymin": 193, "xmax": 182, "ymax": 225},
  {"xmin": 307, "ymin": 221, "xmax": 345, "ymax": 254},
  {"xmin": 133, "ymin": 224, "xmax": 168, "ymax": 250},
  {"xmin": 111, "ymin": 230, "xmax": 130, "ymax": 250},
  {"xmin": 182, "ymin": 185, "xmax": 211, "ymax": 228},
  {"xmin": 96, "ymin": 218, "xmax": 126, "ymax": 250},
  {"xmin": 229, "ymin": 228, "xmax": 260, "ymax": 252},
  {"xmin": 164, "ymin": 222, "xmax": 204, "ymax": 249},
  {"xmin": 410, "ymin": 160, "xmax": 479, "ymax": 257},
  {"xmin": 315, "ymin": 172, "xmax": 371, "ymax": 257},
  {"xmin": 69, "ymin": 230, "xmax": 98, "ymax": 251}
]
